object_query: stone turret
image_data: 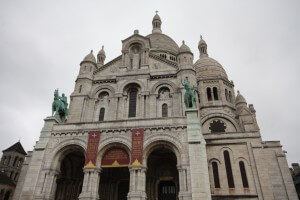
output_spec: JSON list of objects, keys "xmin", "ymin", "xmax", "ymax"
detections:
[
  {"xmin": 68, "ymin": 50, "xmax": 96, "ymax": 123},
  {"xmin": 235, "ymin": 91, "xmax": 260, "ymax": 131},
  {"xmin": 97, "ymin": 46, "xmax": 106, "ymax": 67},
  {"xmin": 178, "ymin": 40, "xmax": 193, "ymax": 67}
]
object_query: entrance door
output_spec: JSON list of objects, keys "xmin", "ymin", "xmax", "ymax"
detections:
[
  {"xmin": 117, "ymin": 181, "xmax": 129, "ymax": 200},
  {"xmin": 99, "ymin": 167, "xmax": 129, "ymax": 200},
  {"xmin": 158, "ymin": 181, "xmax": 176, "ymax": 200}
]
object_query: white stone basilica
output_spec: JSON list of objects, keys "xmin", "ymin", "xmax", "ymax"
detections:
[{"xmin": 13, "ymin": 13, "xmax": 297, "ymax": 200}]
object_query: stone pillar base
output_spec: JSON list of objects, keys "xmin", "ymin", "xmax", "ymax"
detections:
[
  {"xmin": 127, "ymin": 191, "xmax": 147, "ymax": 200},
  {"xmin": 178, "ymin": 191, "xmax": 192, "ymax": 200},
  {"xmin": 78, "ymin": 194, "xmax": 99, "ymax": 200}
]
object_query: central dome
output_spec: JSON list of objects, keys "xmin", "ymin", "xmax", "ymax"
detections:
[{"xmin": 146, "ymin": 33, "xmax": 179, "ymax": 55}]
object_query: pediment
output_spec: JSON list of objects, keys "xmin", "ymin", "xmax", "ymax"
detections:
[
  {"xmin": 122, "ymin": 33, "xmax": 151, "ymax": 50},
  {"xmin": 94, "ymin": 56, "xmax": 122, "ymax": 77},
  {"xmin": 238, "ymin": 107, "xmax": 252, "ymax": 116}
]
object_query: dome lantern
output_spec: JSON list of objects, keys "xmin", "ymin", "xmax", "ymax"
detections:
[
  {"xmin": 198, "ymin": 35, "xmax": 208, "ymax": 58},
  {"xmin": 97, "ymin": 45, "xmax": 106, "ymax": 65},
  {"xmin": 152, "ymin": 11, "xmax": 162, "ymax": 33}
]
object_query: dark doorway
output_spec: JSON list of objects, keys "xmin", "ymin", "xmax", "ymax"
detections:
[
  {"xmin": 158, "ymin": 181, "xmax": 176, "ymax": 200},
  {"xmin": 146, "ymin": 147, "xmax": 179, "ymax": 200},
  {"xmin": 99, "ymin": 167, "xmax": 129, "ymax": 200},
  {"xmin": 55, "ymin": 150, "xmax": 85, "ymax": 200},
  {"xmin": 4, "ymin": 191, "xmax": 10, "ymax": 200}
]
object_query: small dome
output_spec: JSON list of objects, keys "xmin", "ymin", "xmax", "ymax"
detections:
[
  {"xmin": 153, "ymin": 13, "xmax": 161, "ymax": 21},
  {"xmin": 147, "ymin": 33, "xmax": 179, "ymax": 54},
  {"xmin": 178, "ymin": 40, "xmax": 192, "ymax": 54},
  {"xmin": 194, "ymin": 56, "xmax": 228, "ymax": 79},
  {"xmin": 83, "ymin": 50, "xmax": 96, "ymax": 63},
  {"xmin": 235, "ymin": 91, "xmax": 247, "ymax": 106},
  {"xmin": 98, "ymin": 46, "xmax": 105, "ymax": 56},
  {"xmin": 198, "ymin": 35, "xmax": 207, "ymax": 46}
]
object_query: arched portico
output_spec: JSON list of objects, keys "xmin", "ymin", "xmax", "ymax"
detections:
[
  {"xmin": 144, "ymin": 141, "xmax": 181, "ymax": 200},
  {"xmin": 54, "ymin": 145, "xmax": 85, "ymax": 200}
]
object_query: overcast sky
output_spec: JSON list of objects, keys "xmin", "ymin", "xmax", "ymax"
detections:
[{"xmin": 0, "ymin": 0, "xmax": 299, "ymax": 165}]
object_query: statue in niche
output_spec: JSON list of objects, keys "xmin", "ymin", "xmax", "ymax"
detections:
[
  {"xmin": 99, "ymin": 92, "xmax": 109, "ymax": 103},
  {"xmin": 159, "ymin": 88, "xmax": 170, "ymax": 100},
  {"xmin": 131, "ymin": 46, "xmax": 141, "ymax": 69}
]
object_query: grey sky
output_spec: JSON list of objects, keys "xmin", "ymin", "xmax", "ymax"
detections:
[{"xmin": 0, "ymin": 0, "xmax": 299, "ymax": 164}]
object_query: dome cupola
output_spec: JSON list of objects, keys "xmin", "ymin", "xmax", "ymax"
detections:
[
  {"xmin": 82, "ymin": 50, "xmax": 96, "ymax": 64},
  {"xmin": 194, "ymin": 36, "xmax": 228, "ymax": 79},
  {"xmin": 178, "ymin": 40, "xmax": 193, "ymax": 66},
  {"xmin": 198, "ymin": 35, "xmax": 208, "ymax": 57},
  {"xmin": 235, "ymin": 91, "xmax": 247, "ymax": 108},
  {"xmin": 97, "ymin": 45, "xmax": 106, "ymax": 65},
  {"xmin": 178, "ymin": 40, "xmax": 192, "ymax": 54},
  {"xmin": 152, "ymin": 11, "xmax": 162, "ymax": 33}
]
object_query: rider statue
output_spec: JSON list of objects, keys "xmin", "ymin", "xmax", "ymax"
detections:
[
  {"xmin": 52, "ymin": 89, "xmax": 68, "ymax": 122},
  {"xmin": 181, "ymin": 77, "xmax": 197, "ymax": 109}
]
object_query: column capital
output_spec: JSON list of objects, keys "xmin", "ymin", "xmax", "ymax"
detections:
[{"xmin": 83, "ymin": 167, "xmax": 102, "ymax": 173}]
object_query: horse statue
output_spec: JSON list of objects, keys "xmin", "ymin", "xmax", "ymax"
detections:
[
  {"xmin": 182, "ymin": 77, "xmax": 197, "ymax": 108},
  {"xmin": 52, "ymin": 89, "xmax": 68, "ymax": 122}
]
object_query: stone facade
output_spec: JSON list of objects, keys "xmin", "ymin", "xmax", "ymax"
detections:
[{"xmin": 13, "ymin": 13, "xmax": 298, "ymax": 200}]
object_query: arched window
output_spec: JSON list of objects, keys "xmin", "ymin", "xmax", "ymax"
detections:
[
  {"xmin": 162, "ymin": 104, "xmax": 168, "ymax": 117},
  {"xmin": 17, "ymin": 159, "xmax": 22, "ymax": 168},
  {"xmin": 2, "ymin": 156, "xmax": 6, "ymax": 165},
  {"xmin": 10, "ymin": 172, "xmax": 14, "ymax": 179},
  {"xmin": 14, "ymin": 173, "xmax": 18, "ymax": 181},
  {"xmin": 239, "ymin": 161, "xmax": 249, "ymax": 188},
  {"xmin": 212, "ymin": 162, "xmax": 220, "ymax": 188},
  {"xmin": 7, "ymin": 157, "xmax": 11, "ymax": 166},
  {"xmin": 99, "ymin": 108, "xmax": 105, "ymax": 121},
  {"xmin": 79, "ymin": 85, "xmax": 82, "ymax": 93},
  {"xmin": 209, "ymin": 120, "xmax": 226, "ymax": 133},
  {"xmin": 225, "ymin": 89, "xmax": 229, "ymax": 101},
  {"xmin": 207, "ymin": 88, "xmax": 212, "ymax": 101},
  {"xmin": 224, "ymin": 151, "xmax": 235, "ymax": 188},
  {"xmin": 13, "ymin": 157, "xmax": 18, "ymax": 167},
  {"xmin": 128, "ymin": 89, "xmax": 138, "ymax": 118},
  {"xmin": 228, "ymin": 91, "xmax": 232, "ymax": 103},
  {"xmin": 213, "ymin": 87, "xmax": 219, "ymax": 100}
]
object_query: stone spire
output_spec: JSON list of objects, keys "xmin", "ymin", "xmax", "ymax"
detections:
[
  {"xmin": 152, "ymin": 11, "xmax": 162, "ymax": 33},
  {"xmin": 198, "ymin": 35, "xmax": 208, "ymax": 58},
  {"xmin": 97, "ymin": 45, "xmax": 106, "ymax": 65},
  {"xmin": 235, "ymin": 90, "xmax": 247, "ymax": 108}
]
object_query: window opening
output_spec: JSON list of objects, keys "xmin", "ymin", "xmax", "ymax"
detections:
[
  {"xmin": 207, "ymin": 88, "xmax": 212, "ymax": 101},
  {"xmin": 213, "ymin": 87, "xmax": 219, "ymax": 100},
  {"xmin": 99, "ymin": 108, "xmax": 105, "ymax": 121},
  {"xmin": 212, "ymin": 162, "xmax": 220, "ymax": 188},
  {"xmin": 239, "ymin": 161, "xmax": 249, "ymax": 188},
  {"xmin": 224, "ymin": 151, "xmax": 235, "ymax": 188},
  {"xmin": 128, "ymin": 89, "xmax": 137, "ymax": 118},
  {"xmin": 162, "ymin": 104, "xmax": 168, "ymax": 117}
]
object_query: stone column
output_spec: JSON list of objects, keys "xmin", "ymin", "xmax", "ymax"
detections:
[
  {"xmin": 178, "ymin": 165, "xmax": 192, "ymax": 200},
  {"xmin": 128, "ymin": 167, "xmax": 147, "ymax": 200},
  {"xmin": 40, "ymin": 169, "xmax": 59, "ymax": 200},
  {"xmin": 79, "ymin": 168, "xmax": 101, "ymax": 200},
  {"xmin": 186, "ymin": 109, "xmax": 211, "ymax": 200}
]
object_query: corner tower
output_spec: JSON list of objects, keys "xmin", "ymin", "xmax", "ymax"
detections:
[{"xmin": 194, "ymin": 36, "xmax": 237, "ymax": 133}]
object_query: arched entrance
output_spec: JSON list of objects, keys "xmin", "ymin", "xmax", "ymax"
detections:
[
  {"xmin": 54, "ymin": 149, "xmax": 85, "ymax": 200},
  {"xmin": 146, "ymin": 147, "xmax": 179, "ymax": 200},
  {"xmin": 99, "ymin": 147, "xmax": 130, "ymax": 200}
]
